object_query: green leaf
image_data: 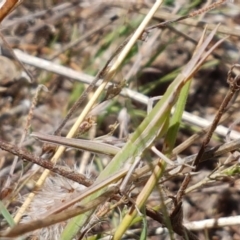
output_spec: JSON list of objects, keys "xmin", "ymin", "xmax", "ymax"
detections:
[
  {"xmin": 140, "ymin": 206, "xmax": 147, "ymax": 240},
  {"xmin": 0, "ymin": 200, "xmax": 15, "ymax": 227},
  {"xmin": 163, "ymin": 77, "xmax": 192, "ymax": 153}
]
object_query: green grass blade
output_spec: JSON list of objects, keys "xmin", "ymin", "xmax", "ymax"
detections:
[
  {"xmin": 140, "ymin": 206, "xmax": 147, "ymax": 240},
  {"xmin": 163, "ymin": 78, "xmax": 192, "ymax": 153},
  {"xmin": 0, "ymin": 200, "xmax": 15, "ymax": 227}
]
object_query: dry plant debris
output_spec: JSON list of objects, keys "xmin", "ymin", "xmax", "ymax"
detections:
[{"xmin": 1, "ymin": 0, "xmax": 240, "ymax": 239}]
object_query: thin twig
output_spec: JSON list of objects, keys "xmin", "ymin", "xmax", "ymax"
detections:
[
  {"xmin": 0, "ymin": 0, "xmax": 20, "ymax": 22},
  {"xmin": 185, "ymin": 215, "xmax": 240, "ymax": 231},
  {"xmin": 3, "ymin": 85, "xmax": 45, "ymax": 192},
  {"xmin": 193, "ymin": 64, "xmax": 240, "ymax": 170},
  {"xmin": 173, "ymin": 64, "xmax": 240, "ymax": 220},
  {"xmin": 146, "ymin": 0, "xmax": 229, "ymax": 31},
  {"xmin": 0, "ymin": 139, "xmax": 93, "ymax": 187}
]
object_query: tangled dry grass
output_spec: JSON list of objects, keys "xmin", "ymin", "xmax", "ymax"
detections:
[{"xmin": 1, "ymin": 0, "xmax": 240, "ymax": 239}]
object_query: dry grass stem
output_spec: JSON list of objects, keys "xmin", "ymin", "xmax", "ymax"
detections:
[{"xmin": 1, "ymin": 0, "xmax": 240, "ymax": 239}]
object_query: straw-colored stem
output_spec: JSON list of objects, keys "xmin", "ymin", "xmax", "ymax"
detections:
[{"xmin": 113, "ymin": 161, "xmax": 166, "ymax": 239}]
